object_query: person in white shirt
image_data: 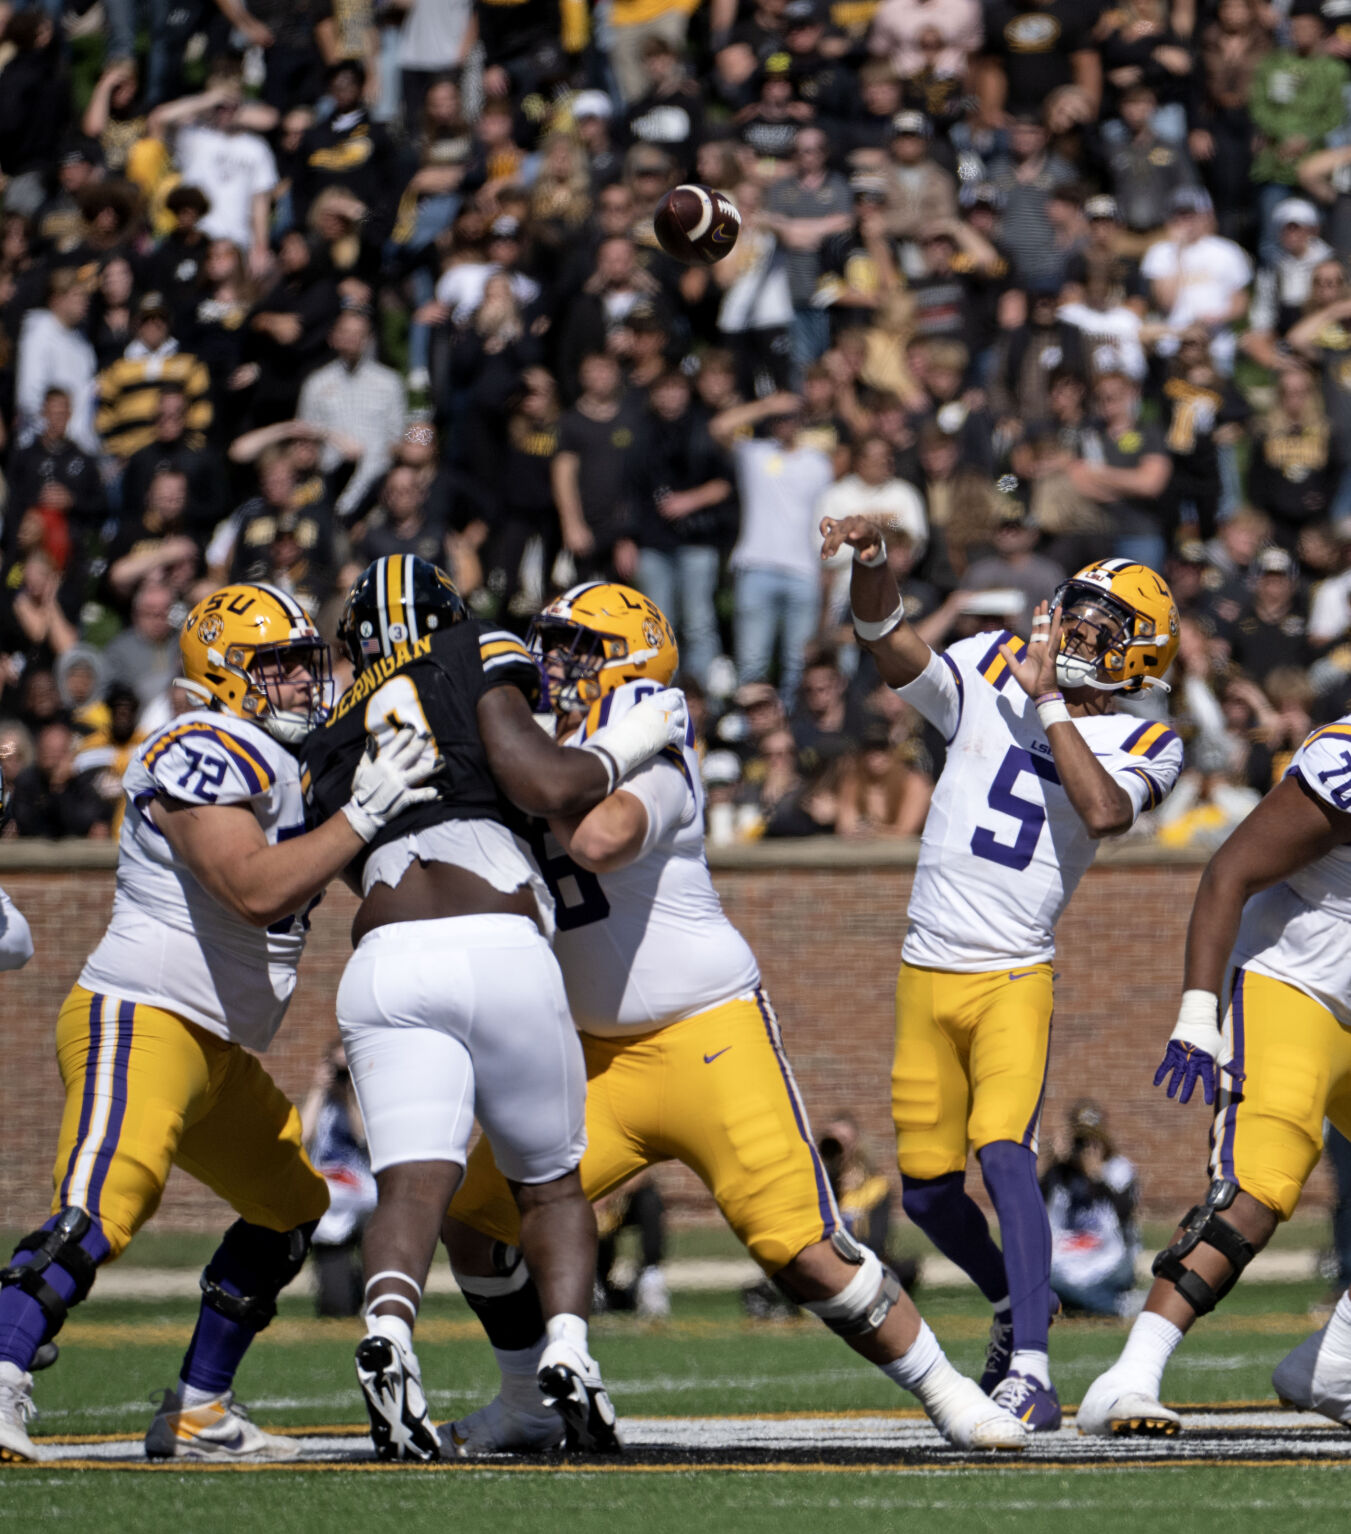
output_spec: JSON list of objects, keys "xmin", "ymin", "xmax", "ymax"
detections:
[
  {"xmin": 150, "ymin": 79, "xmax": 279, "ymax": 279},
  {"xmin": 15, "ymin": 271, "xmax": 99, "ymax": 454},
  {"xmin": 1140, "ymin": 188, "xmax": 1252, "ymax": 375},
  {"xmin": 1058, "ymin": 270, "xmax": 1147, "ymax": 382},
  {"xmin": 712, "ymin": 392, "xmax": 837, "ymax": 709},
  {"xmin": 817, "ymin": 436, "xmax": 927, "ymax": 626},
  {"xmin": 297, "ymin": 307, "xmax": 406, "ymax": 521},
  {"xmin": 820, "ymin": 519, "xmax": 1184, "ymax": 1432},
  {"xmin": 1080, "ymin": 713, "xmax": 1351, "ymax": 1436}
]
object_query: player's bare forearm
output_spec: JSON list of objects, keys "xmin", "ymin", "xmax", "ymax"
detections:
[
  {"xmin": 152, "ymin": 798, "xmax": 362, "ymax": 927},
  {"xmin": 1183, "ymin": 776, "xmax": 1351, "ymax": 995},
  {"xmin": 1044, "ymin": 723, "xmax": 1134, "ymax": 839},
  {"xmin": 479, "ymin": 686, "xmax": 613, "ymax": 819},
  {"xmin": 820, "ymin": 513, "xmax": 931, "ymax": 687},
  {"xmin": 549, "ymin": 790, "xmax": 648, "ymax": 874}
]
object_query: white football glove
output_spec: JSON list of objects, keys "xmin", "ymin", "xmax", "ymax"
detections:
[
  {"xmin": 581, "ymin": 687, "xmax": 688, "ymax": 792},
  {"xmin": 342, "ymin": 724, "xmax": 440, "ymax": 843}
]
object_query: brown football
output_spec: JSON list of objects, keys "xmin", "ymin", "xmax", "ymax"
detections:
[{"xmin": 652, "ymin": 184, "xmax": 742, "ymax": 265}]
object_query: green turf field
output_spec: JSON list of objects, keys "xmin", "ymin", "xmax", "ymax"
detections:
[{"xmin": 4, "ymin": 1277, "xmax": 1350, "ymax": 1531}]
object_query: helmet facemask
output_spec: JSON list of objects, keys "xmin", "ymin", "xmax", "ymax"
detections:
[
  {"xmin": 1052, "ymin": 582, "xmax": 1154, "ymax": 693},
  {"xmin": 231, "ymin": 638, "xmax": 333, "ymax": 744},
  {"xmin": 528, "ymin": 616, "xmax": 616, "ymax": 716}
]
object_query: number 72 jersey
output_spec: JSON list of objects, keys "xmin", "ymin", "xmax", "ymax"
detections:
[{"xmin": 898, "ymin": 631, "xmax": 1183, "ymax": 971}]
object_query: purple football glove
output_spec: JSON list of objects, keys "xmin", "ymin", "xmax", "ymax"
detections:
[{"xmin": 1153, "ymin": 1040, "xmax": 1219, "ymax": 1106}]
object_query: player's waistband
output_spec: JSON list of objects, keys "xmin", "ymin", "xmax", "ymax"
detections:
[{"xmin": 352, "ymin": 913, "xmax": 545, "ymax": 952}]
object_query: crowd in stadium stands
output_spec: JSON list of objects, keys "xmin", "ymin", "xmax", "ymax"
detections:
[{"xmin": 4, "ymin": 0, "xmax": 1351, "ymax": 845}]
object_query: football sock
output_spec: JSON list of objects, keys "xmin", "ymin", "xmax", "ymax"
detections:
[
  {"xmin": 1114, "ymin": 1310, "xmax": 1184, "ymax": 1397},
  {"xmin": 495, "ymin": 1341, "xmax": 550, "ymax": 1414},
  {"xmin": 977, "ymin": 1141, "xmax": 1053, "ymax": 1356},
  {"xmin": 1009, "ymin": 1348, "xmax": 1051, "ymax": 1388},
  {"xmin": 880, "ymin": 1317, "xmax": 943, "ymax": 1393},
  {"xmin": 899, "ymin": 1171, "xmax": 1008, "ymax": 1305},
  {"xmin": 453, "ymin": 1261, "xmax": 546, "ymax": 1350},
  {"xmin": 545, "ymin": 1312, "xmax": 590, "ymax": 1359},
  {"xmin": 367, "ymin": 1310, "xmax": 415, "ymax": 1357},
  {"xmin": 0, "ymin": 1214, "xmax": 110, "ymax": 1371},
  {"xmin": 180, "ymin": 1233, "xmax": 290, "ymax": 1396},
  {"xmin": 1322, "ymin": 1291, "xmax": 1351, "ymax": 1370},
  {"xmin": 178, "ymin": 1382, "xmax": 223, "ymax": 1409}
]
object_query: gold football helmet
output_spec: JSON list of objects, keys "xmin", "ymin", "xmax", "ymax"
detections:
[
  {"xmin": 1051, "ymin": 559, "xmax": 1180, "ymax": 692},
  {"xmin": 527, "ymin": 582, "xmax": 678, "ymax": 714},
  {"xmin": 180, "ymin": 583, "xmax": 331, "ymax": 744}
]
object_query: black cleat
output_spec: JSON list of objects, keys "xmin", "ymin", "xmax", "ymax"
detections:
[{"xmin": 354, "ymin": 1334, "xmax": 440, "ymax": 1463}]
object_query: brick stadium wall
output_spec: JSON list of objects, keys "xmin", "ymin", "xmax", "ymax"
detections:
[{"xmin": 0, "ymin": 853, "xmax": 1333, "ymax": 1234}]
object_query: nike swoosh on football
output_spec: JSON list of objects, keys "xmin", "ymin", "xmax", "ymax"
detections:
[
  {"xmin": 703, "ymin": 1047, "xmax": 732, "ymax": 1063},
  {"xmin": 1007, "ymin": 970, "xmax": 1041, "ymax": 982},
  {"xmin": 710, "ymin": 224, "xmax": 735, "ymax": 243}
]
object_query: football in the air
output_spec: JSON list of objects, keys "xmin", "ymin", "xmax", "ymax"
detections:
[{"xmin": 652, "ymin": 184, "xmax": 741, "ymax": 265}]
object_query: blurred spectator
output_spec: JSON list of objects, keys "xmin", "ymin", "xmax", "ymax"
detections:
[
  {"xmin": 552, "ymin": 351, "xmax": 643, "ymax": 582},
  {"xmin": 595, "ymin": 1182, "xmax": 669, "ymax": 1317},
  {"xmin": 1191, "ymin": 0, "xmax": 1270, "ymax": 245},
  {"xmin": 122, "ymin": 388, "xmax": 225, "ymax": 538},
  {"xmin": 1160, "ymin": 329, "xmax": 1249, "ymax": 540},
  {"xmin": 986, "ymin": 112, "xmax": 1077, "ymax": 290},
  {"xmin": 959, "ymin": 504, "xmax": 1066, "ymax": 629},
  {"xmin": 9, "ymin": 721, "xmax": 112, "ymax": 840},
  {"xmin": 95, "ymin": 293, "xmax": 213, "ymax": 460},
  {"xmin": 1248, "ymin": 365, "xmax": 1338, "ymax": 543},
  {"xmin": 792, "ymin": 649, "xmax": 866, "ymax": 759},
  {"xmin": 976, "ymin": 0, "xmax": 1100, "ymax": 131},
  {"xmin": 72, "ymin": 682, "xmax": 146, "ymax": 835},
  {"xmin": 356, "ymin": 461, "xmax": 448, "ymax": 567},
  {"xmin": 631, "ymin": 370, "xmax": 733, "ymax": 687},
  {"xmin": 715, "ymin": 393, "xmax": 834, "ymax": 707},
  {"xmin": 15, "ymin": 271, "xmax": 99, "ymax": 453},
  {"xmin": 101, "ymin": 580, "xmax": 180, "ymax": 711},
  {"xmin": 881, "ymin": 112, "xmax": 957, "ymax": 245},
  {"xmin": 835, "ymin": 716, "xmax": 933, "ymax": 836},
  {"xmin": 1042, "ymin": 1100, "xmax": 1140, "ymax": 1318},
  {"xmin": 1100, "ymin": 83, "xmax": 1197, "ymax": 236},
  {"xmin": 301, "ymin": 1042, "xmax": 376, "ymax": 1319},
  {"xmin": 1140, "ymin": 187, "xmax": 1252, "ymax": 374},
  {"xmin": 1227, "ymin": 545, "xmax": 1313, "ymax": 684},
  {"xmin": 1070, "ymin": 368, "xmax": 1172, "ymax": 569},
  {"xmin": 818, "ymin": 1112, "xmax": 893, "ymax": 1257},
  {"xmin": 106, "ymin": 468, "xmax": 201, "ymax": 611},
  {"xmin": 297, "ymin": 306, "xmax": 405, "ymax": 521},
  {"xmin": 5, "ymin": 389, "xmax": 107, "ymax": 556}
]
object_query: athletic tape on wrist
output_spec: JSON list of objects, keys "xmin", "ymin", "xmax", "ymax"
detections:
[
  {"xmin": 1037, "ymin": 697, "xmax": 1071, "ymax": 729},
  {"xmin": 853, "ymin": 601, "xmax": 904, "ymax": 642}
]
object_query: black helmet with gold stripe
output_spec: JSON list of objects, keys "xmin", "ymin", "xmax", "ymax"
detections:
[{"xmin": 338, "ymin": 555, "xmax": 467, "ymax": 675}]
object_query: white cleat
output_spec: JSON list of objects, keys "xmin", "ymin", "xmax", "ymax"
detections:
[
  {"xmin": 1273, "ymin": 1325, "xmax": 1351, "ymax": 1427},
  {"xmin": 537, "ymin": 1338, "xmax": 621, "ymax": 1453},
  {"xmin": 924, "ymin": 1369, "xmax": 1029, "ymax": 1451},
  {"xmin": 636, "ymin": 1266, "xmax": 671, "ymax": 1319},
  {"xmin": 0, "ymin": 1362, "xmax": 38, "ymax": 1464},
  {"xmin": 1075, "ymin": 1375, "xmax": 1182, "ymax": 1437},
  {"xmin": 354, "ymin": 1334, "xmax": 440, "ymax": 1462},
  {"xmin": 144, "ymin": 1387, "xmax": 300, "ymax": 1460},
  {"xmin": 441, "ymin": 1394, "xmax": 566, "ymax": 1457}
]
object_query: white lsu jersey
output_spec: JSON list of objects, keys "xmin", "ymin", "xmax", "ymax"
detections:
[
  {"xmin": 898, "ymin": 632, "xmax": 1183, "ymax": 971},
  {"xmin": 520, "ymin": 681, "xmax": 760, "ymax": 1037},
  {"xmin": 79, "ymin": 709, "xmax": 312, "ymax": 1051},
  {"xmin": 1232, "ymin": 717, "xmax": 1351, "ymax": 1026}
]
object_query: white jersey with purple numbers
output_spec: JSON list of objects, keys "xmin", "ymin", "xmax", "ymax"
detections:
[
  {"xmin": 1232, "ymin": 717, "xmax": 1351, "ymax": 1026},
  {"xmin": 79, "ymin": 709, "xmax": 311, "ymax": 1051},
  {"xmin": 897, "ymin": 632, "xmax": 1183, "ymax": 971},
  {"xmin": 518, "ymin": 681, "xmax": 761, "ymax": 1037}
]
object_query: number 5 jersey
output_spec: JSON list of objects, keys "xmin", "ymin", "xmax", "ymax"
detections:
[
  {"xmin": 79, "ymin": 710, "xmax": 311, "ymax": 1051},
  {"xmin": 897, "ymin": 632, "xmax": 1184, "ymax": 971}
]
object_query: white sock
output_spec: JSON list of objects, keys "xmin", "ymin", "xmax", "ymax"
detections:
[
  {"xmin": 367, "ymin": 1310, "xmax": 415, "ymax": 1356},
  {"xmin": 494, "ymin": 1340, "xmax": 548, "ymax": 1413},
  {"xmin": 544, "ymin": 1312, "xmax": 589, "ymax": 1357},
  {"xmin": 880, "ymin": 1318, "xmax": 943, "ymax": 1393},
  {"xmin": 1114, "ymin": 1311, "xmax": 1184, "ymax": 1397},
  {"xmin": 1320, "ymin": 1291, "xmax": 1351, "ymax": 1368},
  {"xmin": 177, "ymin": 1380, "xmax": 221, "ymax": 1409},
  {"xmin": 1010, "ymin": 1348, "xmax": 1050, "ymax": 1387}
]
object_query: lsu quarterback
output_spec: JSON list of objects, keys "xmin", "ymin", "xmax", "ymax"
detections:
[
  {"xmin": 820, "ymin": 515, "xmax": 1184, "ymax": 1430},
  {"xmin": 0, "ymin": 583, "xmax": 437, "ymax": 1465},
  {"xmin": 1080, "ymin": 713, "xmax": 1351, "ymax": 1435},
  {"xmin": 440, "ymin": 582, "xmax": 1028, "ymax": 1455}
]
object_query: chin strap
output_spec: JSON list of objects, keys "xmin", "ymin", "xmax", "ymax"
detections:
[{"xmin": 1054, "ymin": 655, "xmax": 1171, "ymax": 694}]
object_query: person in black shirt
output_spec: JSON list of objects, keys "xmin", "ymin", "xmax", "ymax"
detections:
[
  {"xmin": 301, "ymin": 555, "xmax": 686, "ymax": 1459},
  {"xmin": 552, "ymin": 351, "xmax": 644, "ymax": 580},
  {"xmin": 9, "ymin": 720, "xmax": 110, "ymax": 840},
  {"xmin": 623, "ymin": 37, "xmax": 706, "ymax": 179},
  {"xmin": 120, "ymin": 387, "xmax": 225, "ymax": 541},
  {"xmin": 4, "ymin": 388, "xmax": 106, "ymax": 558},
  {"xmin": 292, "ymin": 61, "xmax": 401, "ymax": 243},
  {"xmin": 976, "ymin": 0, "xmax": 1103, "ymax": 132},
  {"xmin": 1227, "ymin": 546, "xmax": 1313, "ymax": 682}
]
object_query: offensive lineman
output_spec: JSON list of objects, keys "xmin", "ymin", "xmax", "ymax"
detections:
[
  {"xmin": 820, "ymin": 517, "xmax": 1184, "ymax": 1429},
  {"xmin": 301, "ymin": 558, "xmax": 689, "ymax": 1460},
  {"xmin": 0, "ymin": 583, "xmax": 437, "ymax": 1465},
  {"xmin": 440, "ymin": 582, "xmax": 1027, "ymax": 1455},
  {"xmin": 1080, "ymin": 714, "xmax": 1351, "ymax": 1435}
]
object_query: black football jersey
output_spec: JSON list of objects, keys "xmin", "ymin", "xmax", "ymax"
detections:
[{"xmin": 300, "ymin": 620, "xmax": 539, "ymax": 874}]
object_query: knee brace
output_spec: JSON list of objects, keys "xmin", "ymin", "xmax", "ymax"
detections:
[
  {"xmin": 0, "ymin": 1207, "xmax": 102, "ymax": 1340},
  {"xmin": 1151, "ymin": 1180, "xmax": 1256, "ymax": 1318},
  {"xmin": 797, "ymin": 1229, "xmax": 903, "ymax": 1339},
  {"xmin": 452, "ymin": 1243, "xmax": 546, "ymax": 1351},
  {"xmin": 199, "ymin": 1219, "xmax": 317, "ymax": 1332}
]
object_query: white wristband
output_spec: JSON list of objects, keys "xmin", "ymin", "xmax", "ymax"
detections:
[
  {"xmin": 1175, "ymin": 989, "xmax": 1220, "ymax": 1037},
  {"xmin": 1037, "ymin": 697, "xmax": 1071, "ymax": 730},
  {"xmin": 853, "ymin": 601, "xmax": 904, "ymax": 643},
  {"xmin": 854, "ymin": 540, "xmax": 887, "ymax": 568}
]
